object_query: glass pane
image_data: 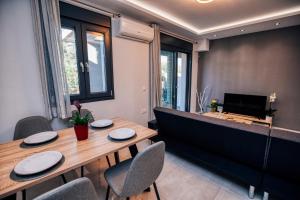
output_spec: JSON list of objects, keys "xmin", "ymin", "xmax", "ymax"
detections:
[
  {"xmin": 161, "ymin": 50, "xmax": 174, "ymax": 108},
  {"xmin": 86, "ymin": 31, "xmax": 107, "ymax": 93},
  {"xmin": 176, "ymin": 52, "xmax": 187, "ymax": 111},
  {"xmin": 61, "ymin": 27, "xmax": 80, "ymax": 95}
]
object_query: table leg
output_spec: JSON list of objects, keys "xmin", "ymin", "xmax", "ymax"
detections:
[
  {"xmin": 129, "ymin": 144, "xmax": 139, "ymax": 157},
  {"xmin": 114, "ymin": 152, "xmax": 120, "ymax": 164},
  {"xmin": 106, "ymin": 156, "xmax": 111, "ymax": 167},
  {"xmin": 61, "ymin": 174, "xmax": 67, "ymax": 183},
  {"xmin": 22, "ymin": 190, "xmax": 26, "ymax": 200},
  {"xmin": 81, "ymin": 166, "xmax": 84, "ymax": 177}
]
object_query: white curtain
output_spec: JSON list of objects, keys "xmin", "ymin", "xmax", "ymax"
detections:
[
  {"xmin": 31, "ymin": 0, "xmax": 71, "ymax": 119},
  {"xmin": 149, "ymin": 24, "xmax": 161, "ymax": 120}
]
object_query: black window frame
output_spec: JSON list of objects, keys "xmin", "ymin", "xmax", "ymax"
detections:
[
  {"xmin": 160, "ymin": 33, "xmax": 193, "ymax": 112},
  {"xmin": 60, "ymin": 2, "xmax": 114, "ymax": 103}
]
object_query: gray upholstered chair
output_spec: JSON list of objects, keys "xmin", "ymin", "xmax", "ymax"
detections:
[
  {"xmin": 14, "ymin": 116, "xmax": 68, "ymax": 185},
  {"xmin": 33, "ymin": 177, "xmax": 98, "ymax": 200},
  {"xmin": 14, "ymin": 116, "xmax": 53, "ymax": 140},
  {"xmin": 104, "ymin": 141, "xmax": 165, "ymax": 200}
]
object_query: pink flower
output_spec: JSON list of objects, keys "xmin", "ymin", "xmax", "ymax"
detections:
[{"xmin": 73, "ymin": 100, "xmax": 82, "ymax": 113}]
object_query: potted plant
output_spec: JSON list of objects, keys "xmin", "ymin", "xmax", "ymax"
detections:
[
  {"xmin": 209, "ymin": 99, "xmax": 218, "ymax": 112},
  {"xmin": 70, "ymin": 101, "xmax": 91, "ymax": 141},
  {"xmin": 265, "ymin": 92, "xmax": 277, "ymax": 123}
]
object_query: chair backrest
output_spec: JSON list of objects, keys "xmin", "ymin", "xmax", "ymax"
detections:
[
  {"xmin": 71, "ymin": 109, "xmax": 94, "ymax": 123},
  {"xmin": 121, "ymin": 141, "xmax": 165, "ymax": 197},
  {"xmin": 33, "ymin": 177, "xmax": 98, "ymax": 200},
  {"xmin": 14, "ymin": 116, "xmax": 53, "ymax": 140}
]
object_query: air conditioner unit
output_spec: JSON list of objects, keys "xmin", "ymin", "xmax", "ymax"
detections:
[
  {"xmin": 112, "ymin": 17, "xmax": 154, "ymax": 43},
  {"xmin": 195, "ymin": 39, "xmax": 210, "ymax": 52}
]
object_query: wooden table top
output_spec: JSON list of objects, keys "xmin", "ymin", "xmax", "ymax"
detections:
[{"xmin": 0, "ymin": 118, "xmax": 157, "ymax": 198}]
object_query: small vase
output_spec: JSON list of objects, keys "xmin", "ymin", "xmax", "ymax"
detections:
[
  {"xmin": 74, "ymin": 124, "xmax": 89, "ymax": 141},
  {"xmin": 265, "ymin": 116, "xmax": 273, "ymax": 123}
]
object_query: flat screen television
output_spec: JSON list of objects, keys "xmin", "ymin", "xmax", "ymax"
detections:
[{"xmin": 223, "ymin": 93, "xmax": 267, "ymax": 118}]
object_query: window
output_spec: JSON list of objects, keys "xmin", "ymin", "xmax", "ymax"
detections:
[
  {"xmin": 60, "ymin": 2, "xmax": 114, "ymax": 103},
  {"xmin": 160, "ymin": 33, "xmax": 192, "ymax": 111}
]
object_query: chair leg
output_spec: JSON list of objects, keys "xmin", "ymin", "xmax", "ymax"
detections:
[
  {"xmin": 106, "ymin": 156, "xmax": 111, "ymax": 167},
  {"xmin": 263, "ymin": 191, "xmax": 269, "ymax": 200},
  {"xmin": 61, "ymin": 174, "xmax": 67, "ymax": 184},
  {"xmin": 153, "ymin": 182, "xmax": 160, "ymax": 200},
  {"xmin": 105, "ymin": 186, "xmax": 110, "ymax": 200},
  {"xmin": 248, "ymin": 185, "xmax": 255, "ymax": 199}
]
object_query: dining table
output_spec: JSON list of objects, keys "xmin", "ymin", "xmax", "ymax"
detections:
[{"xmin": 0, "ymin": 117, "xmax": 157, "ymax": 200}]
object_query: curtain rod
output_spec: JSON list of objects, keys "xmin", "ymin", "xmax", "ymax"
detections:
[
  {"xmin": 160, "ymin": 29, "xmax": 196, "ymax": 44},
  {"xmin": 60, "ymin": 0, "xmax": 119, "ymax": 17}
]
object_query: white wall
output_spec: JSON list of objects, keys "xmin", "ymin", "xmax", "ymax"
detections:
[
  {"xmin": 82, "ymin": 37, "xmax": 149, "ymax": 126},
  {"xmin": 0, "ymin": 0, "xmax": 46, "ymax": 142}
]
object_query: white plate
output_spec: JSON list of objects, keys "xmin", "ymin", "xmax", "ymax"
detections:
[
  {"xmin": 91, "ymin": 119, "xmax": 113, "ymax": 128},
  {"xmin": 108, "ymin": 128, "xmax": 136, "ymax": 140},
  {"xmin": 23, "ymin": 131, "xmax": 58, "ymax": 145},
  {"xmin": 14, "ymin": 151, "xmax": 63, "ymax": 176}
]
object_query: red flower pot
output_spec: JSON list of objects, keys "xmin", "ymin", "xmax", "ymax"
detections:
[{"xmin": 74, "ymin": 124, "xmax": 89, "ymax": 141}]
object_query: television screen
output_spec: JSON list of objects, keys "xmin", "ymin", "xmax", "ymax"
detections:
[{"xmin": 223, "ymin": 93, "xmax": 267, "ymax": 118}]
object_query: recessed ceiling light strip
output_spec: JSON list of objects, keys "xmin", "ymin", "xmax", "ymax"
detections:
[
  {"xmin": 121, "ymin": 0, "xmax": 300, "ymax": 36},
  {"xmin": 196, "ymin": 0, "xmax": 214, "ymax": 3},
  {"xmin": 198, "ymin": 6, "xmax": 300, "ymax": 34},
  {"xmin": 119, "ymin": 0, "xmax": 199, "ymax": 34}
]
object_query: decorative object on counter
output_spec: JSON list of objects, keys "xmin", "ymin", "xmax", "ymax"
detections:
[
  {"xmin": 196, "ymin": 87, "xmax": 209, "ymax": 113},
  {"xmin": 209, "ymin": 99, "xmax": 218, "ymax": 112},
  {"xmin": 70, "ymin": 101, "xmax": 92, "ymax": 141},
  {"xmin": 265, "ymin": 92, "xmax": 277, "ymax": 123},
  {"xmin": 217, "ymin": 105, "xmax": 223, "ymax": 113}
]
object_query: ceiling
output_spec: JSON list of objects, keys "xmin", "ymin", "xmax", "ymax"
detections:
[{"xmin": 83, "ymin": 0, "xmax": 300, "ymax": 41}]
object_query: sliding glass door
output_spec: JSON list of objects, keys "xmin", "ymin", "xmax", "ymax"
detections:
[
  {"xmin": 161, "ymin": 50, "xmax": 175, "ymax": 109},
  {"xmin": 177, "ymin": 52, "xmax": 188, "ymax": 111},
  {"xmin": 160, "ymin": 50, "xmax": 191, "ymax": 111}
]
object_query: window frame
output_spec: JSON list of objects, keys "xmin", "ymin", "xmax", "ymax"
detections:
[{"xmin": 60, "ymin": 2, "xmax": 114, "ymax": 103}]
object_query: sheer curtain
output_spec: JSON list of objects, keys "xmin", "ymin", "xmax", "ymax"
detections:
[
  {"xmin": 149, "ymin": 24, "xmax": 161, "ymax": 120},
  {"xmin": 31, "ymin": 0, "xmax": 71, "ymax": 119}
]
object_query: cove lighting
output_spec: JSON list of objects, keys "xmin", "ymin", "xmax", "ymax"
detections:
[
  {"xmin": 196, "ymin": 0, "xmax": 214, "ymax": 3},
  {"xmin": 120, "ymin": 1, "xmax": 300, "ymax": 36}
]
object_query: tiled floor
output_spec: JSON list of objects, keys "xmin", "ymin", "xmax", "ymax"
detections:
[{"xmin": 21, "ymin": 141, "xmax": 264, "ymax": 200}]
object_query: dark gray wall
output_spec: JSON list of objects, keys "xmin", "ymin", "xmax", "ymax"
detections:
[{"xmin": 198, "ymin": 25, "xmax": 300, "ymax": 130}]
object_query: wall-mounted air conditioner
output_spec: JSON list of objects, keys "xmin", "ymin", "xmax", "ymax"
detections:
[
  {"xmin": 112, "ymin": 17, "xmax": 154, "ymax": 43},
  {"xmin": 195, "ymin": 39, "xmax": 210, "ymax": 52}
]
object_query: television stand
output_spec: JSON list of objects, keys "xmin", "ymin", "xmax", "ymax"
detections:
[{"xmin": 202, "ymin": 112, "xmax": 272, "ymax": 127}]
